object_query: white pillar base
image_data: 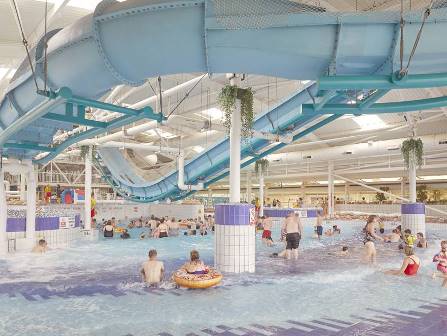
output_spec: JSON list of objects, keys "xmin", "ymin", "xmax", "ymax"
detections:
[
  {"xmin": 401, "ymin": 203, "xmax": 426, "ymax": 237},
  {"xmin": 214, "ymin": 204, "xmax": 255, "ymax": 273}
]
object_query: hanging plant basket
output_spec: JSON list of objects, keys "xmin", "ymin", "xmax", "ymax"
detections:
[
  {"xmin": 254, "ymin": 158, "xmax": 269, "ymax": 176},
  {"xmin": 217, "ymin": 85, "xmax": 254, "ymax": 139},
  {"xmin": 80, "ymin": 145, "xmax": 96, "ymax": 160},
  {"xmin": 401, "ymin": 138, "xmax": 423, "ymax": 169}
]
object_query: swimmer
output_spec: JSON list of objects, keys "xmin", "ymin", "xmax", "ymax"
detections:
[
  {"xmin": 384, "ymin": 246, "xmax": 420, "ymax": 276},
  {"xmin": 316, "ymin": 212, "xmax": 323, "ymax": 240},
  {"xmin": 432, "ymin": 241, "xmax": 447, "ymax": 287},
  {"xmin": 103, "ymin": 220, "xmax": 114, "ymax": 238},
  {"xmin": 262, "ymin": 215, "xmax": 273, "ymax": 246},
  {"xmin": 362, "ymin": 215, "xmax": 384, "ymax": 264},
  {"xmin": 140, "ymin": 249, "xmax": 164, "ymax": 287},
  {"xmin": 403, "ymin": 229, "xmax": 417, "ymax": 248},
  {"xmin": 325, "ymin": 228, "xmax": 333, "ymax": 236},
  {"xmin": 333, "ymin": 225, "xmax": 341, "ymax": 234},
  {"xmin": 416, "ymin": 232, "xmax": 428, "ymax": 248},
  {"xmin": 383, "ymin": 229, "xmax": 400, "ymax": 243},
  {"xmin": 158, "ymin": 218, "xmax": 169, "ymax": 238},
  {"xmin": 328, "ymin": 246, "xmax": 349, "ymax": 257},
  {"xmin": 379, "ymin": 220, "xmax": 385, "ymax": 234},
  {"xmin": 32, "ymin": 239, "xmax": 49, "ymax": 253},
  {"xmin": 181, "ymin": 250, "xmax": 208, "ymax": 274},
  {"xmin": 120, "ymin": 229, "xmax": 130, "ymax": 239},
  {"xmin": 284, "ymin": 212, "xmax": 303, "ymax": 260}
]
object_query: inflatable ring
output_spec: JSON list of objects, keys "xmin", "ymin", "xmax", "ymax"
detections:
[
  {"xmin": 114, "ymin": 227, "xmax": 125, "ymax": 233},
  {"xmin": 173, "ymin": 268, "xmax": 223, "ymax": 289}
]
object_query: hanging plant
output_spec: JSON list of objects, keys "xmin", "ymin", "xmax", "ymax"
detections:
[
  {"xmin": 217, "ymin": 85, "xmax": 254, "ymax": 139},
  {"xmin": 80, "ymin": 145, "xmax": 96, "ymax": 160},
  {"xmin": 401, "ymin": 138, "xmax": 423, "ymax": 169},
  {"xmin": 254, "ymin": 158, "xmax": 269, "ymax": 176}
]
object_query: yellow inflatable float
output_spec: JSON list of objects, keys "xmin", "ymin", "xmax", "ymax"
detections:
[
  {"xmin": 173, "ymin": 268, "xmax": 223, "ymax": 289},
  {"xmin": 114, "ymin": 227, "xmax": 125, "ymax": 234}
]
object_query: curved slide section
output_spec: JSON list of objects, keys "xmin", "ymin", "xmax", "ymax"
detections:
[{"xmin": 96, "ymin": 84, "xmax": 320, "ymax": 201}]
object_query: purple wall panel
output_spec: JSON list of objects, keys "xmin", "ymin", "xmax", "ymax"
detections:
[
  {"xmin": 401, "ymin": 203, "xmax": 425, "ymax": 215},
  {"xmin": 6, "ymin": 218, "xmax": 26, "ymax": 232},
  {"xmin": 215, "ymin": 204, "xmax": 253, "ymax": 225},
  {"xmin": 36, "ymin": 217, "xmax": 60, "ymax": 231}
]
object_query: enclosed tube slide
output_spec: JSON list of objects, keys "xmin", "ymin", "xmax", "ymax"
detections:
[{"xmin": 1, "ymin": 0, "xmax": 447, "ymax": 200}]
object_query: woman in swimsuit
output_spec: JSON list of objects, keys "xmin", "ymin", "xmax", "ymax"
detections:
[
  {"xmin": 385, "ymin": 246, "xmax": 420, "ymax": 276},
  {"xmin": 182, "ymin": 250, "xmax": 208, "ymax": 274},
  {"xmin": 363, "ymin": 215, "xmax": 384, "ymax": 264}
]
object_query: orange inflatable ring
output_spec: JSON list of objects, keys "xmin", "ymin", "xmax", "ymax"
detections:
[
  {"xmin": 173, "ymin": 268, "xmax": 223, "ymax": 289},
  {"xmin": 114, "ymin": 227, "xmax": 125, "ymax": 234}
]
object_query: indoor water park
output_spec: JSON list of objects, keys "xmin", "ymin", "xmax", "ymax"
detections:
[{"xmin": 1, "ymin": 1, "xmax": 447, "ymax": 335}]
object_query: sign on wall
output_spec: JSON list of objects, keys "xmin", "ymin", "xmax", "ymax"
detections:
[
  {"xmin": 295, "ymin": 210, "xmax": 307, "ymax": 218},
  {"xmin": 59, "ymin": 216, "xmax": 75, "ymax": 229}
]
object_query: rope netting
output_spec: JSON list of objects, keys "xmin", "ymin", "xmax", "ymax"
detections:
[{"xmin": 211, "ymin": 0, "xmax": 447, "ymax": 29}]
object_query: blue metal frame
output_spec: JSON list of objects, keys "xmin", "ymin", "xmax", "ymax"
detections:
[
  {"xmin": 34, "ymin": 110, "xmax": 156, "ymax": 164},
  {"xmin": 318, "ymin": 72, "xmax": 447, "ymax": 90},
  {"xmin": 1, "ymin": 86, "xmax": 163, "ymax": 162},
  {"xmin": 302, "ymin": 95, "xmax": 447, "ymax": 115},
  {"xmin": 3, "ymin": 142, "xmax": 56, "ymax": 152}
]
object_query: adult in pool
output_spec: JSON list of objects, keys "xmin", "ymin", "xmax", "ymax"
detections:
[
  {"xmin": 362, "ymin": 215, "xmax": 384, "ymax": 264},
  {"xmin": 158, "ymin": 218, "xmax": 169, "ymax": 238},
  {"xmin": 103, "ymin": 220, "xmax": 114, "ymax": 238},
  {"xmin": 316, "ymin": 212, "xmax": 323, "ymax": 240},
  {"xmin": 384, "ymin": 246, "xmax": 420, "ymax": 276},
  {"xmin": 284, "ymin": 212, "xmax": 303, "ymax": 260},
  {"xmin": 181, "ymin": 250, "xmax": 209, "ymax": 274},
  {"xmin": 141, "ymin": 249, "xmax": 164, "ymax": 287}
]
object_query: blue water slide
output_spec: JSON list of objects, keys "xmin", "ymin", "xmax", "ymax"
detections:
[
  {"xmin": 1, "ymin": 0, "xmax": 447, "ymax": 200},
  {"xmin": 95, "ymin": 84, "xmax": 319, "ymax": 201}
]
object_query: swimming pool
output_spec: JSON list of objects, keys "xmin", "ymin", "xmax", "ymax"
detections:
[{"xmin": 0, "ymin": 221, "xmax": 446, "ymax": 336}]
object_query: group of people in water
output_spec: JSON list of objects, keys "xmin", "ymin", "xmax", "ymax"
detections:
[
  {"xmin": 101, "ymin": 215, "xmax": 215, "ymax": 239},
  {"xmin": 256, "ymin": 211, "xmax": 446, "ymax": 287},
  {"xmin": 361, "ymin": 214, "xmax": 446, "ymax": 286}
]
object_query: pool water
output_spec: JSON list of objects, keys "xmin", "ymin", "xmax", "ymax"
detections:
[{"xmin": 0, "ymin": 221, "xmax": 446, "ymax": 336}]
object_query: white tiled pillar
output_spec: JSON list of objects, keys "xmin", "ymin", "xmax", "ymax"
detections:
[
  {"xmin": 214, "ymin": 204, "xmax": 255, "ymax": 273},
  {"xmin": 401, "ymin": 203, "xmax": 425, "ymax": 237},
  {"xmin": 0, "ymin": 166, "xmax": 7, "ymax": 254}
]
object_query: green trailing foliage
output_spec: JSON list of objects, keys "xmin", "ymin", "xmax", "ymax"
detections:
[
  {"xmin": 401, "ymin": 138, "xmax": 423, "ymax": 169},
  {"xmin": 80, "ymin": 145, "xmax": 96, "ymax": 159},
  {"xmin": 254, "ymin": 158, "xmax": 269, "ymax": 175},
  {"xmin": 217, "ymin": 85, "xmax": 254, "ymax": 139}
]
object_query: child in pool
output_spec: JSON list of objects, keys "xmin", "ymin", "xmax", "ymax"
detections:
[
  {"xmin": 182, "ymin": 250, "xmax": 208, "ymax": 274},
  {"xmin": 416, "ymin": 232, "xmax": 428, "ymax": 248}
]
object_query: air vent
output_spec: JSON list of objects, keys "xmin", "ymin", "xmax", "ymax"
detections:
[
  {"xmin": 304, "ymin": 155, "xmax": 312, "ymax": 159},
  {"xmin": 387, "ymin": 146, "xmax": 400, "ymax": 151},
  {"xmin": 343, "ymin": 151, "xmax": 353, "ymax": 155},
  {"xmin": 439, "ymin": 140, "xmax": 447, "ymax": 145}
]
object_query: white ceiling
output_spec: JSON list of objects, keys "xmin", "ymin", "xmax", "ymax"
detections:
[{"xmin": 1, "ymin": 0, "xmax": 447, "ymax": 186}]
